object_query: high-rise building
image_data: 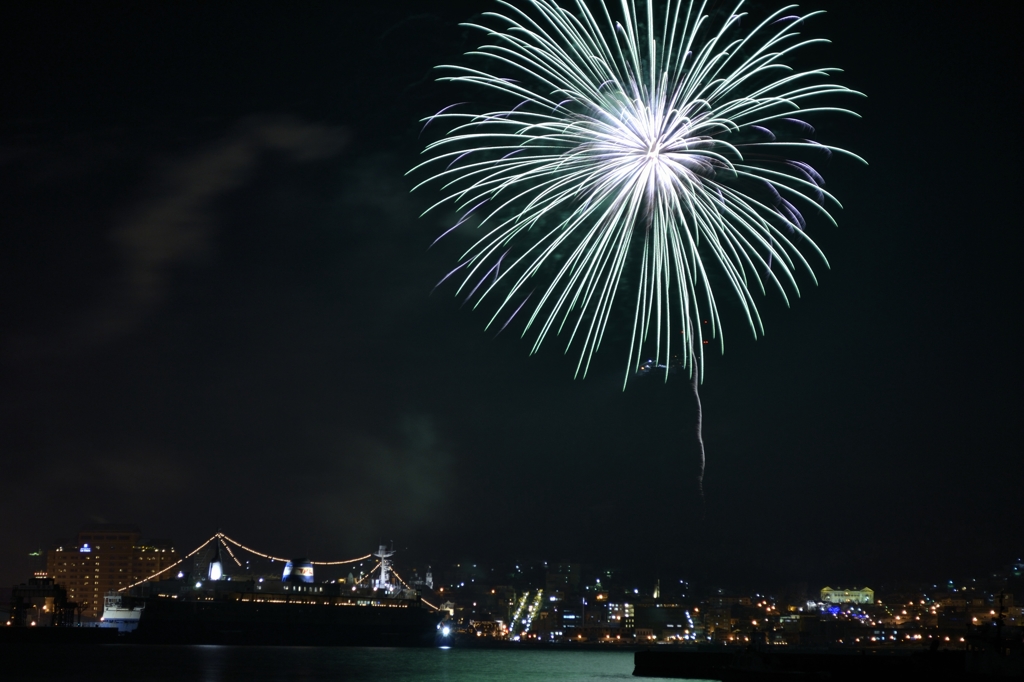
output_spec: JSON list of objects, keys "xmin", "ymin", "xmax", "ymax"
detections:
[
  {"xmin": 545, "ymin": 563, "xmax": 581, "ymax": 594},
  {"xmin": 46, "ymin": 524, "xmax": 180, "ymax": 619}
]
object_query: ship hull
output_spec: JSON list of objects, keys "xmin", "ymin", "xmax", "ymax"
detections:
[{"xmin": 134, "ymin": 596, "xmax": 442, "ymax": 646}]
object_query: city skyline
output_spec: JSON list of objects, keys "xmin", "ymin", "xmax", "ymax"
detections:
[
  {"xmin": 10, "ymin": 522, "xmax": 1021, "ymax": 648},
  {"xmin": 1, "ymin": 0, "xmax": 1021, "ymax": 592}
]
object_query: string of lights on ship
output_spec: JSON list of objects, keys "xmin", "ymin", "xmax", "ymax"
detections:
[{"xmin": 118, "ymin": 532, "xmax": 439, "ymax": 611}]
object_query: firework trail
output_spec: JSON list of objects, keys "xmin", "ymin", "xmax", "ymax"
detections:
[
  {"xmin": 412, "ymin": 0, "xmax": 863, "ymax": 488},
  {"xmin": 692, "ymin": 340, "xmax": 705, "ymax": 506}
]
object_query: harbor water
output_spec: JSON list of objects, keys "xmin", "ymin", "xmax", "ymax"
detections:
[{"xmin": 4, "ymin": 645, "xmax": 641, "ymax": 682}]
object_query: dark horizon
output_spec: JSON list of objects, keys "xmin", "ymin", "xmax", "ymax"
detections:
[{"xmin": 2, "ymin": 0, "xmax": 1021, "ymax": 593}]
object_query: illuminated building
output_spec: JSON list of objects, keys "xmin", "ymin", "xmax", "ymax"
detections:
[
  {"xmin": 46, "ymin": 524, "xmax": 179, "ymax": 619},
  {"xmin": 607, "ymin": 602, "xmax": 635, "ymax": 630},
  {"xmin": 821, "ymin": 587, "xmax": 875, "ymax": 605}
]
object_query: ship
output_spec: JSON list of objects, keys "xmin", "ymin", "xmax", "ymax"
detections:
[
  {"xmin": 99, "ymin": 591, "xmax": 144, "ymax": 633},
  {"xmin": 127, "ymin": 540, "xmax": 445, "ymax": 646}
]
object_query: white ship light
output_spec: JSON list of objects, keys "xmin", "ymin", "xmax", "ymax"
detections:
[{"xmin": 208, "ymin": 540, "xmax": 225, "ymax": 581}]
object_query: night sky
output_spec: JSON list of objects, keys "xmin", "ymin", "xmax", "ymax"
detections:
[{"xmin": 1, "ymin": 0, "xmax": 1021, "ymax": 592}]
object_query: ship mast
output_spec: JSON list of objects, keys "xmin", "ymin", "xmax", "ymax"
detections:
[{"xmin": 373, "ymin": 543, "xmax": 396, "ymax": 593}]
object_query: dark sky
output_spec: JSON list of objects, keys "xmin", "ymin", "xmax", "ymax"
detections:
[{"xmin": 1, "ymin": 0, "xmax": 1021, "ymax": 592}]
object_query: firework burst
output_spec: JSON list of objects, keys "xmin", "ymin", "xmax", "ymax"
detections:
[{"xmin": 412, "ymin": 0, "xmax": 863, "ymax": 385}]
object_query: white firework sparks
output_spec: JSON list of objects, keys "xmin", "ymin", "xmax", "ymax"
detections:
[{"xmin": 411, "ymin": 0, "xmax": 864, "ymax": 384}]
